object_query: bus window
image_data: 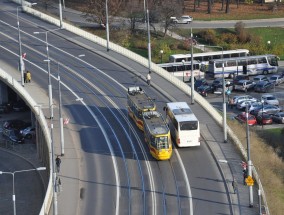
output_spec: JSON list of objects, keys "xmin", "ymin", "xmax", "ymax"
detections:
[
  {"xmin": 224, "ymin": 54, "xmax": 230, "ymax": 58},
  {"xmin": 195, "ymin": 57, "xmax": 202, "ymax": 62},
  {"xmin": 180, "ymin": 121, "xmax": 198, "ymax": 130},
  {"xmin": 227, "ymin": 60, "xmax": 236, "ymax": 67},
  {"xmin": 213, "ymin": 54, "xmax": 222, "ymax": 59},
  {"xmin": 216, "ymin": 62, "xmax": 223, "ymax": 68},
  {"xmin": 231, "ymin": 53, "xmax": 239, "ymax": 58},
  {"xmin": 238, "ymin": 59, "xmax": 247, "ymax": 66},
  {"xmin": 268, "ymin": 56, "xmax": 278, "ymax": 66},
  {"xmin": 258, "ymin": 57, "xmax": 267, "ymax": 64},
  {"xmin": 248, "ymin": 59, "xmax": 257, "ymax": 65}
]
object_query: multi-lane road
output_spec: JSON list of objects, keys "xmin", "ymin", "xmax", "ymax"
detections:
[{"xmin": 1, "ymin": 1, "xmax": 278, "ymax": 215}]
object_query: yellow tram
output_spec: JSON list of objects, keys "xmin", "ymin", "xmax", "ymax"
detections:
[
  {"xmin": 142, "ymin": 111, "xmax": 172, "ymax": 160},
  {"xmin": 127, "ymin": 86, "xmax": 156, "ymax": 131}
]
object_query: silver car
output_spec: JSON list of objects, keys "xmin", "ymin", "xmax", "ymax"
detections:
[
  {"xmin": 261, "ymin": 94, "xmax": 279, "ymax": 106},
  {"xmin": 171, "ymin": 15, "xmax": 193, "ymax": 24}
]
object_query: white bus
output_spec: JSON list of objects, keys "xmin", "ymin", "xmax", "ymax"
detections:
[
  {"xmin": 207, "ymin": 54, "xmax": 279, "ymax": 79},
  {"xmin": 169, "ymin": 49, "xmax": 249, "ymax": 65},
  {"xmin": 164, "ymin": 102, "xmax": 200, "ymax": 147},
  {"xmin": 157, "ymin": 61, "xmax": 205, "ymax": 82}
]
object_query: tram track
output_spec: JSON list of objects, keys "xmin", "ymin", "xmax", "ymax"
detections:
[{"xmin": 0, "ymin": 15, "xmax": 194, "ymax": 214}]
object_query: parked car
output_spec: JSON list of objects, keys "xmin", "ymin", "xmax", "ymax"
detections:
[
  {"xmin": 20, "ymin": 126, "xmax": 35, "ymax": 139},
  {"xmin": 232, "ymin": 95, "xmax": 257, "ymax": 106},
  {"xmin": 248, "ymin": 102, "xmax": 263, "ymax": 112},
  {"xmin": 2, "ymin": 120, "xmax": 30, "ymax": 137},
  {"xmin": 235, "ymin": 112, "xmax": 257, "ymax": 126},
  {"xmin": 257, "ymin": 105, "xmax": 282, "ymax": 115},
  {"xmin": 253, "ymin": 75, "xmax": 269, "ymax": 83},
  {"xmin": 261, "ymin": 94, "xmax": 279, "ymax": 106},
  {"xmin": 271, "ymin": 112, "xmax": 284, "ymax": 124},
  {"xmin": 232, "ymin": 75, "xmax": 249, "ymax": 85},
  {"xmin": 211, "ymin": 78, "xmax": 223, "ymax": 90},
  {"xmin": 5, "ymin": 129, "xmax": 25, "ymax": 144},
  {"xmin": 197, "ymin": 85, "xmax": 214, "ymax": 97},
  {"xmin": 234, "ymin": 80, "xmax": 256, "ymax": 92},
  {"xmin": 269, "ymin": 75, "xmax": 284, "ymax": 86},
  {"xmin": 194, "ymin": 78, "xmax": 208, "ymax": 90},
  {"xmin": 256, "ymin": 113, "xmax": 273, "ymax": 125},
  {"xmin": 254, "ymin": 81, "xmax": 274, "ymax": 93},
  {"xmin": 170, "ymin": 15, "xmax": 193, "ymax": 24},
  {"xmin": 12, "ymin": 100, "xmax": 29, "ymax": 112},
  {"xmin": 236, "ymin": 100, "xmax": 257, "ymax": 111}
]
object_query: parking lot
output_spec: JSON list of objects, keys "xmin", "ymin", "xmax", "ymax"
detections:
[{"xmin": 198, "ymin": 68, "xmax": 284, "ymax": 129}]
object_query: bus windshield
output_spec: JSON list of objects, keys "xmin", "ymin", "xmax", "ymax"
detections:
[{"xmin": 180, "ymin": 121, "xmax": 198, "ymax": 130}]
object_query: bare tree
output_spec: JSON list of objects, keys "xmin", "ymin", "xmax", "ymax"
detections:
[
  {"xmin": 156, "ymin": 0, "xmax": 183, "ymax": 36},
  {"xmin": 81, "ymin": 0, "xmax": 123, "ymax": 27},
  {"xmin": 225, "ymin": 0, "xmax": 230, "ymax": 13}
]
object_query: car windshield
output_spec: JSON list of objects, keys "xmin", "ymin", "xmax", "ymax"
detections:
[{"xmin": 266, "ymin": 97, "xmax": 276, "ymax": 100}]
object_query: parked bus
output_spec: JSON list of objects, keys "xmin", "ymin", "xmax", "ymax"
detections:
[
  {"xmin": 127, "ymin": 86, "xmax": 156, "ymax": 130},
  {"xmin": 207, "ymin": 54, "xmax": 279, "ymax": 79},
  {"xmin": 157, "ymin": 60, "xmax": 205, "ymax": 82},
  {"xmin": 169, "ymin": 49, "xmax": 249, "ymax": 65},
  {"xmin": 164, "ymin": 102, "xmax": 200, "ymax": 147},
  {"xmin": 142, "ymin": 111, "xmax": 172, "ymax": 160}
]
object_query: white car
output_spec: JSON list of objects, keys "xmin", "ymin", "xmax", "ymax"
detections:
[
  {"xmin": 236, "ymin": 100, "xmax": 258, "ymax": 111},
  {"xmin": 232, "ymin": 95, "xmax": 257, "ymax": 105},
  {"xmin": 269, "ymin": 75, "xmax": 284, "ymax": 86},
  {"xmin": 171, "ymin": 15, "xmax": 193, "ymax": 24},
  {"xmin": 261, "ymin": 94, "xmax": 279, "ymax": 106}
]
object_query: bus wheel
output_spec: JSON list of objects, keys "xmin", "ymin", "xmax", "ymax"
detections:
[{"xmin": 263, "ymin": 70, "xmax": 268, "ymax": 75}]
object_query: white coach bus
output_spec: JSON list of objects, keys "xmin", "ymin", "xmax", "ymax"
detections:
[{"xmin": 164, "ymin": 102, "xmax": 200, "ymax": 147}]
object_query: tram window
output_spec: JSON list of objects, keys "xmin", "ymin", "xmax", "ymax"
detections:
[
  {"xmin": 224, "ymin": 54, "xmax": 230, "ymax": 58},
  {"xmin": 195, "ymin": 57, "xmax": 202, "ymax": 62},
  {"xmin": 203, "ymin": 56, "xmax": 211, "ymax": 62}
]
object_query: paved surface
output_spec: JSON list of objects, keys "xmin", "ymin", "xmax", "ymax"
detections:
[{"xmin": 0, "ymin": 2, "xmax": 270, "ymax": 215}]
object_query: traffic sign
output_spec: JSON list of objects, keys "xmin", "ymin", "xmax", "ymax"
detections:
[{"xmin": 245, "ymin": 175, "xmax": 254, "ymax": 186}]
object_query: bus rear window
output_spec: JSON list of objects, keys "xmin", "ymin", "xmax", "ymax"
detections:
[{"xmin": 180, "ymin": 121, "xmax": 198, "ymax": 130}]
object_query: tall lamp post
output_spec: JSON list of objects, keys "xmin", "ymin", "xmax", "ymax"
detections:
[
  {"xmin": 34, "ymin": 28, "xmax": 61, "ymax": 215},
  {"xmin": 17, "ymin": 3, "xmax": 37, "ymax": 87},
  {"xmin": 144, "ymin": 0, "xmax": 152, "ymax": 73},
  {"xmin": 245, "ymin": 105, "xmax": 253, "ymax": 207},
  {"xmin": 0, "ymin": 167, "xmax": 46, "ymax": 215},
  {"xmin": 182, "ymin": 60, "xmax": 185, "ymax": 82},
  {"xmin": 106, "ymin": 0, "xmax": 110, "ymax": 51},
  {"xmin": 34, "ymin": 28, "xmax": 61, "ymax": 119},
  {"xmin": 190, "ymin": 28, "xmax": 194, "ymax": 104},
  {"xmin": 58, "ymin": 0, "xmax": 63, "ymax": 28},
  {"xmin": 261, "ymin": 99, "xmax": 264, "ymax": 129}
]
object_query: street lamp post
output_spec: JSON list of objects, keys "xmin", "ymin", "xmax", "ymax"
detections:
[
  {"xmin": 58, "ymin": 0, "xmax": 63, "ymax": 28},
  {"xmin": 261, "ymin": 99, "xmax": 264, "ymax": 129},
  {"xmin": 106, "ymin": 0, "xmax": 110, "ymax": 51},
  {"xmin": 182, "ymin": 60, "xmax": 185, "ymax": 82},
  {"xmin": 245, "ymin": 104, "xmax": 253, "ymax": 207},
  {"xmin": 34, "ymin": 28, "xmax": 61, "ymax": 119},
  {"xmin": 57, "ymin": 62, "xmax": 64, "ymax": 156},
  {"xmin": 160, "ymin": 50, "xmax": 163, "ymax": 63},
  {"xmin": 190, "ymin": 28, "xmax": 194, "ymax": 104},
  {"xmin": 199, "ymin": 45, "xmax": 227, "ymax": 142},
  {"xmin": 17, "ymin": 3, "xmax": 37, "ymax": 87},
  {"xmin": 0, "ymin": 167, "xmax": 46, "ymax": 215}
]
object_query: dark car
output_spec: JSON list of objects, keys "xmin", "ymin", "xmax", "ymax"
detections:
[
  {"xmin": 254, "ymin": 81, "xmax": 274, "ymax": 93},
  {"xmin": 12, "ymin": 100, "xmax": 29, "ymax": 112},
  {"xmin": 194, "ymin": 78, "xmax": 208, "ymax": 90},
  {"xmin": 197, "ymin": 85, "xmax": 214, "ymax": 97},
  {"xmin": 271, "ymin": 112, "xmax": 284, "ymax": 124},
  {"xmin": 4, "ymin": 129, "xmax": 25, "ymax": 144},
  {"xmin": 212, "ymin": 78, "xmax": 223, "ymax": 90},
  {"xmin": 233, "ymin": 75, "xmax": 249, "ymax": 85},
  {"xmin": 2, "ymin": 120, "xmax": 30, "ymax": 137},
  {"xmin": 256, "ymin": 113, "xmax": 273, "ymax": 125}
]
